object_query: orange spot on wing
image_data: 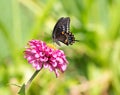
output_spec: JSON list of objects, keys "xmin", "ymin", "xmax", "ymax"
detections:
[
  {"xmin": 62, "ymin": 31, "xmax": 64, "ymax": 34},
  {"xmin": 64, "ymin": 39, "xmax": 68, "ymax": 43}
]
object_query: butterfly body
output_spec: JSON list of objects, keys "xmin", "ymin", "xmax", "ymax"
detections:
[{"xmin": 52, "ymin": 17, "xmax": 76, "ymax": 46}]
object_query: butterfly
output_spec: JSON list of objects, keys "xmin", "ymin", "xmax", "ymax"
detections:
[{"xmin": 52, "ymin": 17, "xmax": 77, "ymax": 46}]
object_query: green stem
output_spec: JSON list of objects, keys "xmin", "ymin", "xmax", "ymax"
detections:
[
  {"xmin": 25, "ymin": 70, "xmax": 40, "ymax": 89},
  {"xmin": 18, "ymin": 70, "xmax": 41, "ymax": 95}
]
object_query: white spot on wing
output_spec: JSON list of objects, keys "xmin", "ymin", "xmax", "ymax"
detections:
[
  {"xmin": 62, "ymin": 25, "xmax": 65, "ymax": 31},
  {"xmin": 66, "ymin": 22, "xmax": 69, "ymax": 33}
]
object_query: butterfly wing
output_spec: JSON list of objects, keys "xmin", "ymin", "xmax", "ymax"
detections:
[{"xmin": 52, "ymin": 17, "xmax": 75, "ymax": 46}]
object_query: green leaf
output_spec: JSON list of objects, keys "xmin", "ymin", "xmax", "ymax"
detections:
[{"xmin": 18, "ymin": 84, "xmax": 25, "ymax": 95}]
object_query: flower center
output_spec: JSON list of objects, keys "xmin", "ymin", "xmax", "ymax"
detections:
[{"xmin": 47, "ymin": 44, "xmax": 57, "ymax": 50}]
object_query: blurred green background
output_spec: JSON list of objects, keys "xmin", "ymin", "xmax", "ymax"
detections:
[{"xmin": 0, "ymin": 0, "xmax": 120, "ymax": 95}]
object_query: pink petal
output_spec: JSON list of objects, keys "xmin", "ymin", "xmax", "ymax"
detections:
[
  {"xmin": 35, "ymin": 53, "xmax": 39, "ymax": 58},
  {"xmin": 54, "ymin": 69, "xmax": 59, "ymax": 77},
  {"xmin": 49, "ymin": 65, "xmax": 53, "ymax": 72},
  {"xmin": 44, "ymin": 63, "xmax": 48, "ymax": 68},
  {"xmin": 52, "ymin": 62, "xmax": 57, "ymax": 67},
  {"xmin": 61, "ymin": 64, "xmax": 67, "ymax": 71}
]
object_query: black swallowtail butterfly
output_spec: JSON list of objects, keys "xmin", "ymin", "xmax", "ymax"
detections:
[{"xmin": 52, "ymin": 17, "xmax": 77, "ymax": 46}]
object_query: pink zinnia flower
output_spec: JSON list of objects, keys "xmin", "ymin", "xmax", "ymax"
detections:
[{"xmin": 24, "ymin": 40, "xmax": 68, "ymax": 77}]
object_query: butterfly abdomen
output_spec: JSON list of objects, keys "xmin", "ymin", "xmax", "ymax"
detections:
[{"xmin": 66, "ymin": 32, "xmax": 75, "ymax": 45}]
